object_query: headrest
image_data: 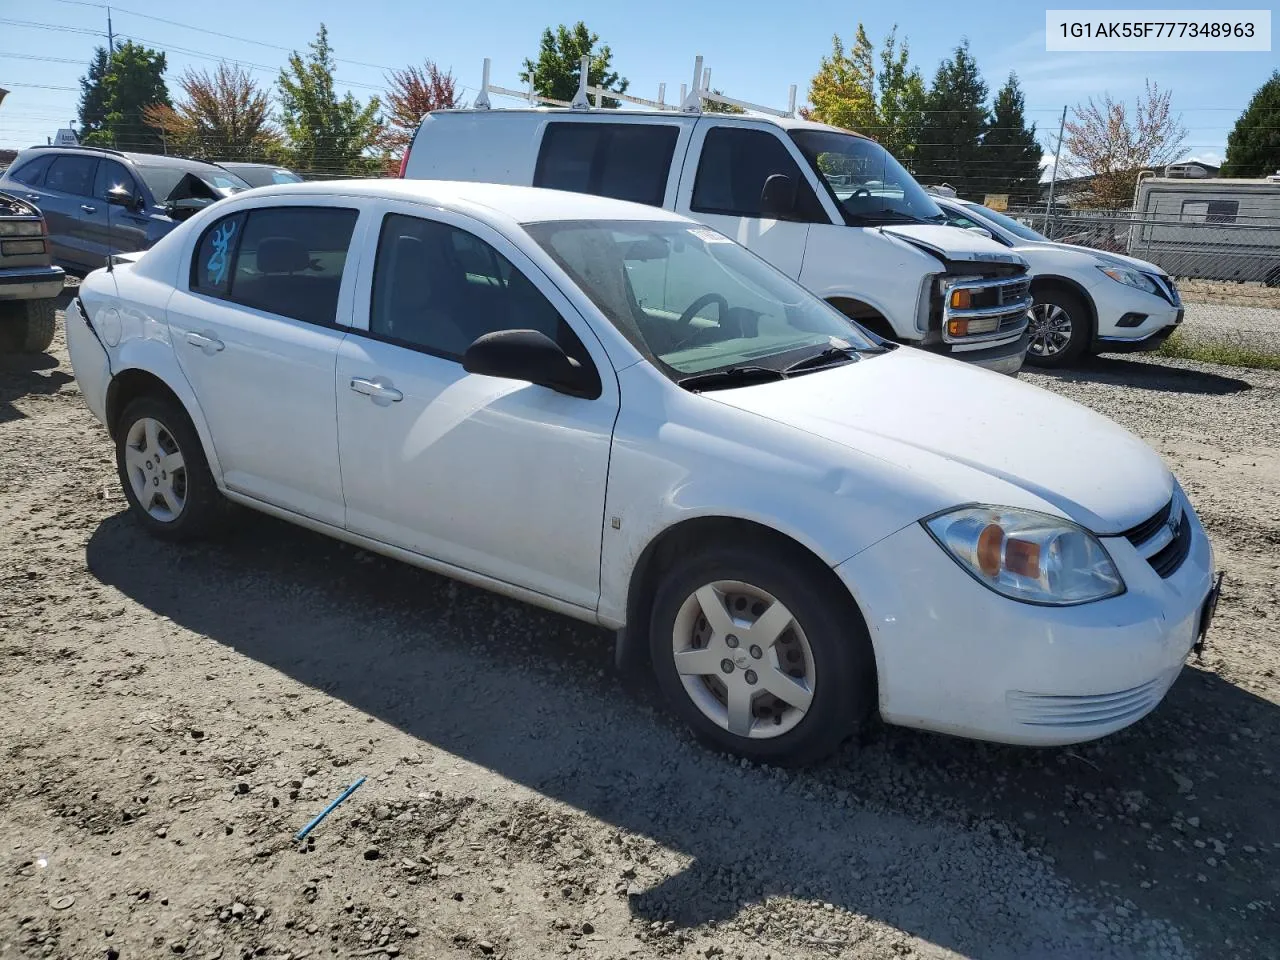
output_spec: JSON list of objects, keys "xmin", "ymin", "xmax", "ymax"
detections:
[{"xmin": 256, "ymin": 236, "xmax": 310, "ymax": 274}]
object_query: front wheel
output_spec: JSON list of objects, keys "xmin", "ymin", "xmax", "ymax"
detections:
[
  {"xmin": 0, "ymin": 298, "xmax": 57, "ymax": 354},
  {"xmin": 1025, "ymin": 287, "xmax": 1090, "ymax": 368},
  {"xmin": 115, "ymin": 395, "xmax": 224, "ymax": 541},
  {"xmin": 649, "ymin": 545, "xmax": 876, "ymax": 766}
]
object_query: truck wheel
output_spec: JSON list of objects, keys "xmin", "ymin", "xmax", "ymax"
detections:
[
  {"xmin": 115, "ymin": 394, "xmax": 225, "ymax": 542},
  {"xmin": 648, "ymin": 543, "xmax": 876, "ymax": 767},
  {"xmin": 0, "ymin": 298, "xmax": 57, "ymax": 354},
  {"xmin": 1025, "ymin": 286, "xmax": 1089, "ymax": 368}
]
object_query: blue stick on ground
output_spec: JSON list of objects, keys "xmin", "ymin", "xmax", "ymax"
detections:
[{"xmin": 295, "ymin": 776, "xmax": 366, "ymax": 842}]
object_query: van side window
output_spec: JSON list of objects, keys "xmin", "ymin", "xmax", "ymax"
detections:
[
  {"xmin": 691, "ymin": 127, "xmax": 826, "ymax": 221},
  {"xmin": 535, "ymin": 123, "xmax": 679, "ymax": 207}
]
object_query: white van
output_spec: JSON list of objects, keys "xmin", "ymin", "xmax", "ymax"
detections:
[{"xmin": 401, "ymin": 108, "xmax": 1033, "ymax": 374}]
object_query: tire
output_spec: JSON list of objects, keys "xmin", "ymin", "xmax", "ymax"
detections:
[
  {"xmin": 0, "ymin": 298, "xmax": 57, "ymax": 354},
  {"xmin": 114, "ymin": 394, "xmax": 224, "ymax": 541},
  {"xmin": 1025, "ymin": 285, "xmax": 1090, "ymax": 368},
  {"xmin": 648, "ymin": 542, "xmax": 876, "ymax": 766}
]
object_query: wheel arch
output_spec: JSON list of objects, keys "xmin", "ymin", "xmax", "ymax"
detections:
[
  {"xmin": 826, "ymin": 296, "xmax": 898, "ymax": 342},
  {"xmin": 105, "ymin": 366, "xmax": 223, "ymax": 481},
  {"xmin": 1030, "ymin": 274, "xmax": 1097, "ymax": 339},
  {"xmin": 615, "ymin": 515, "xmax": 871, "ymax": 679}
]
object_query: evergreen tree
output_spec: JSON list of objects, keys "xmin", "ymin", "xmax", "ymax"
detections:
[
  {"xmin": 982, "ymin": 72, "xmax": 1042, "ymax": 203},
  {"xmin": 79, "ymin": 42, "xmax": 171, "ymax": 150},
  {"xmin": 519, "ymin": 22, "xmax": 627, "ymax": 108},
  {"xmin": 875, "ymin": 27, "xmax": 928, "ymax": 162},
  {"xmin": 77, "ymin": 46, "xmax": 112, "ymax": 139},
  {"xmin": 278, "ymin": 24, "xmax": 383, "ymax": 175},
  {"xmin": 1222, "ymin": 70, "xmax": 1280, "ymax": 178},
  {"xmin": 913, "ymin": 40, "xmax": 990, "ymax": 195}
]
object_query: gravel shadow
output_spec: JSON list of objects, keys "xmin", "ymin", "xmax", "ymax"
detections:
[
  {"xmin": 0, "ymin": 348, "xmax": 73, "ymax": 423},
  {"xmin": 1038, "ymin": 356, "xmax": 1252, "ymax": 396},
  {"xmin": 85, "ymin": 511, "xmax": 1280, "ymax": 958}
]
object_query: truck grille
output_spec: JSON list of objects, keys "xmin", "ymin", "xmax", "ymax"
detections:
[{"xmin": 941, "ymin": 274, "xmax": 1032, "ymax": 344}]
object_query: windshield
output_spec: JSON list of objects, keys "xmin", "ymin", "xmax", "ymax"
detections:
[
  {"xmin": 967, "ymin": 204, "xmax": 1048, "ymax": 242},
  {"xmin": 134, "ymin": 165, "xmax": 252, "ymax": 202},
  {"xmin": 525, "ymin": 220, "xmax": 880, "ymax": 377},
  {"xmin": 790, "ymin": 130, "xmax": 943, "ymax": 225}
]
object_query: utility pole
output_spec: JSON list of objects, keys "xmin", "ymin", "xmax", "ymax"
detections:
[
  {"xmin": 107, "ymin": 6, "xmax": 115, "ymax": 52},
  {"xmin": 1043, "ymin": 104, "xmax": 1067, "ymax": 238}
]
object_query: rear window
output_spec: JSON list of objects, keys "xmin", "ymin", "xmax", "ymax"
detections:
[{"xmin": 535, "ymin": 123, "xmax": 679, "ymax": 208}]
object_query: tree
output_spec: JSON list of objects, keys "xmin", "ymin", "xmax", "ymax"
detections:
[
  {"xmin": 278, "ymin": 24, "xmax": 383, "ymax": 176},
  {"xmin": 875, "ymin": 27, "xmax": 928, "ymax": 161},
  {"xmin": 143, "ymin": 65, "xmax": 280, "ymax": 161},
  {"xmin": 980, "ymin": 72, "xmax": 1042, "ymax": 204},
  {"xmin": 77, "ymin": 46, "xmax": 112, "ymax": 139},
  {"xmin": 803, "ymin": 27, "xmax": 877, "ymax": 134},
  {"xmin": 1062, "ymin": 81, "xmax": 1187, "ymax": 208},
  {"xmin": 913, "ymin": 40, "xmax": 990, "ymax": 194},
  {"xmin": 1222, "ymin": 70, "xmax": 1280, "ymax": 177},
  {"xmin": 79, "ymin": 42, "xmax": 171, "ymax": 150},
  {"xmin": 381, "ymin": 61, "xmax": 460, "ymax": 170},
  {"xmin": 520, "ymin": 22, "xmax": 628, "ymax": 108},
  {"xmin": 702, "ymin": 89, "xmax": 745, "ymax": 115}
]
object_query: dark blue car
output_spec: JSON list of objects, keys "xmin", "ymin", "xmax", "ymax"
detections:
[{"xmin": 0, "ymin": 145, "xmax": 252, "ymax": 272}]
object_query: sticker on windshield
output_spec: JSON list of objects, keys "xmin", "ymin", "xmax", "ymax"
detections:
[{"xmin": 688, "ymin": 227, "xmax": 732, "ymax": 244}]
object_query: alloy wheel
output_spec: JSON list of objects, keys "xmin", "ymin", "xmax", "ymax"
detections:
[
  {"xmin": 1028, "ymin": 302, "xmax": 1074, "ymax": 357},
  {"xmin": 671, "ymin": 580, "xmax": 815, "ymax": 739},
  {"xmin": 123, "ymin": 417, "xmax": 187, "ymax": 522}
]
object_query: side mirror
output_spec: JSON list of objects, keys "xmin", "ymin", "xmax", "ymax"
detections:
[
  {"xmin": 462, "ymin": 329, "xmax": 601, "ymax": 400},
  {"xmin": 966, "ymin": 225, "xmax": 993, "ymax": 240},
  {"xmin": 759, "ymin": 173, "xmax": 797, "ymax": 219},
  {"xmin": 106, "ymin": 185, "xmax": 136, "ymax": 209}
]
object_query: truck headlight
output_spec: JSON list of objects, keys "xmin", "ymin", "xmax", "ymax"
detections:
[
  {"xmin": 1099, "ymin": 265, "xmax": 1159, "ymax": 295},
  {"xmin": 924, "ymin": 506, "xmax": 1124, "ymax": 605}
]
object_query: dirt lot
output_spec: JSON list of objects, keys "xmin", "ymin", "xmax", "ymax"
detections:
[{"xmin": 2, "ymin": 315, "xmax": 1278, "ymax": 960}]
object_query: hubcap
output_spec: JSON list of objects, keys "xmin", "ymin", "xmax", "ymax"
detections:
[
  {"xmin": 1028, "ymin": 302, "xmax": 1074, "ymax": 357},
  {"xmin": 123, "ymin": 417, "xmax": 187, "ymax": 522},
  {"xmin": 671, "ymin": 580, "xmax": 815, "ymax": 739}
]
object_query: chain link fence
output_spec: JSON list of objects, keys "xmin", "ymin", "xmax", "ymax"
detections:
[{"xmin": 1005, "ymin": 206, "xmax": 1280, "ymax": 357}]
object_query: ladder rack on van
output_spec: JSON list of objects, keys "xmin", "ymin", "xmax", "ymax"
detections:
[{"xmin": 471, "ymin": 55, "xmax": 798, "ymax": 119}]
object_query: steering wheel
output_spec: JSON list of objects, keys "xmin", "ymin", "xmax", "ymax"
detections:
[
  {"xmin": 670, "ymin": 293, "xmax": 730, "ymax": 352},
  {"xmin": 849, "ymin": 187, "xmax": 871, "ymax": 199}
]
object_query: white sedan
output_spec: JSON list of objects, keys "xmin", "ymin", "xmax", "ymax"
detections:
[{"xmin": 65, "ymin": 180, "xmax": 1220, "ymax": 765}]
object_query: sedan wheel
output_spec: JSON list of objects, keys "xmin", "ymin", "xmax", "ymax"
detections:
[
  {"xmin": 1028, "ymin": 303, "xmax": 1073, "ymax": 358},
  {"xmin": 672, "ymin": 580, "xmax": 815, "ymax": 739},
  {"xmin": 123, "ymin": 417, "xmax": 188, "ymax": 522},
  {"xmin": 1024, "ymin": 287, "xmax": 1090, "ymax": 368},
  {"xmin": 649, "ymin": 544, "xmax": 876, "ymax": 765}
]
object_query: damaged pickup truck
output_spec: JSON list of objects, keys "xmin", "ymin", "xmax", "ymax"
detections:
[{"xmin": 0, "ymin": 189, "xmax": 62, "ymax": 354}]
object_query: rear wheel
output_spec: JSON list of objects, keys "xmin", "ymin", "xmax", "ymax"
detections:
[
  {"xmin": 1025, "ymin": 286, "xmax": 1090, "ymax": 368},
  {"xmin": 0, "ymin": 298, "xmax": 57, "ymax": 354},
  {"xmin": 115, "ymin": 394, "xmax": 224, "ymax": 541},
  {"xmin": 649, "ymin": 544, "xmax": 876, "ymax": 766}
]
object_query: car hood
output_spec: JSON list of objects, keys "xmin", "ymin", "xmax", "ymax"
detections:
[
  {"xmin": 706, "ymin": 348, "xmax": 1172, "ymax": 534},
  {"xmin": 1023, "ymin": 240, "xmax": 1165, "ymax": 275},
  {"xmin": 880, "ymin": 223, "xmax": 1028, "ymax": 269}
]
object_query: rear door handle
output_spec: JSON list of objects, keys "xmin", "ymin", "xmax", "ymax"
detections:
[
  {"xmin": 185, "ymin": 331, "xmax": 224, "ymax": 354},
  {"xmin": 350, "ymin": 376, "xmax": 403, "ymax": 404},
  {"xmin": 81, "ymin": 204, "xmax": 97, "ymax": 214}
]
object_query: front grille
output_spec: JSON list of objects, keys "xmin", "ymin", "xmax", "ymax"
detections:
[
  {"xmin": 1149, "ymin": 510, "xmax": 1192, "ymax": 577},
  {"xmin": 1007, "ymin": 672, "xmax": 1175, "ymax": 728},
  {"xmin": 999, "ymin": 279, "xmax": 1031, "ymax": 305},
  {"xmin": 1122, "ymin": 499, "xmax": 1173, "ymax": 546}
]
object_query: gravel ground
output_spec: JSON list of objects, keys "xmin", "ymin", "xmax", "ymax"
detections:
[
  {"xmin": 1177, "ymin": 302, "xmax": 1279, "ymax": 353},
  {"xmin": 2, "ymin": 311, "xmax": 1278, "ymax": 960}
]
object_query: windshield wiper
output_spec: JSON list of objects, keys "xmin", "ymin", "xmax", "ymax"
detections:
[
  {"xmin": 782, "ymin": 345, "xmax": 860, "ymax": 376},
  {"xmin": 677, "ymin": 365, "xmax": 786, "ymax": 392}
]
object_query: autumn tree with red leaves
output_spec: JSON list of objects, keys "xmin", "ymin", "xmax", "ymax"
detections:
[
  {"xmin": 381, "ymin": 61, "xmax": 460, "ymax": 172},
  {"xmin": 144, "ymin": 64, "xmax": 281, "ymax": 161}
]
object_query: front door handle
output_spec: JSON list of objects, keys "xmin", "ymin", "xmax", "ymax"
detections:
[
  {"xmin": 350, "ymin": 376, "xmax": 403, "ymax": 404},
  {"xmin": 185, "ymin": 330, "xmax": 225, "ymax": 354},
  {"xmin": 26, "ymin": 193, "xmax": 41, "ymax": 202},
  {"xmin": 81, "ymin": 204, "xmax": 98, "ymax": 214}
]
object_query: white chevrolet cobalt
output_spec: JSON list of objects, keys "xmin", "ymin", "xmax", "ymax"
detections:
[{"xmin": 65, "ymin": 180, "xmax": 1220, "ymax": 765}]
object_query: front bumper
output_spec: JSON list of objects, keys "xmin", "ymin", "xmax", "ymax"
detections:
[
  {"xmin": 835, "ymin": 503, "xmax": 1214, "ymax": 746},
  {"xmin": 1096, "ymin": 323, "xmax": 1180, "ymax": 353},
  {"xmin": 931, "ymin": 330, "xmax": 1028, "ymax": 376},
  {"xmin": 0, "ymin": 264, "xmax": 65, "ymax": 301},
  {"xmin": 1091, "ymin": 279, "xmax": 1182, "ymax": 353}
]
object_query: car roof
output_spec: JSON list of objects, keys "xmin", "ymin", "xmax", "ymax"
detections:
[
  {"xmin": 17, "ymin": 145, "xmax": 233, "ymax": 173},
  {"xmin": 428, "ymin": 107, "xmax": 872, "ymax": 140},
  {"xmin": 235, "ymin": 178, "xmax": 696, "ymax": 227}
]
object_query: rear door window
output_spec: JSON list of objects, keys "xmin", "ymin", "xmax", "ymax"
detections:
[
  {"xmin": 535, "ymin": 123, "xmax": 679, "ymax": 207},
  {"xmin": 44, "ymin": 155, "xmax": 99, "ymax": 197},
  {"xmin": 8, "ymin": 154, "xmax": 54, "ymax": 187}
]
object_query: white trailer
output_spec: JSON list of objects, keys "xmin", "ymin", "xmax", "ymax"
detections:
[{"xmin": 1128, "ymin": 174, "xmax": 1280, "ymax": 285}]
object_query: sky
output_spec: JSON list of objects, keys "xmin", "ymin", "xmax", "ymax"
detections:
[{"xmin": 0, "ymin": 0, "xmax": 1273, "ymax": 170}]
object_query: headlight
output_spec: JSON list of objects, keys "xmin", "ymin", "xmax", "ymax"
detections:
[
  {"xmin": 1099, "ymin": 265, "xmax": 1158, "ymax": 295},
  {"xmin": 924, "ymin": 506, "xmax": 1124, "ymax": 606}
]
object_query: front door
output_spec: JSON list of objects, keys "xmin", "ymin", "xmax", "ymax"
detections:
[
  {"xmin": 90, "ymin": 158, "xmax": 151, "ymax": 261},
  {"xmin": 674, "ymin": 120, "xmax": 832, "ymax": 278},
  {"xmin": 167, "ymin": 202, "xmax": 366, "ymax": 526},
  {"xmin": 335, "ymin": 203, "xmax": 618, "ymax": 611}
]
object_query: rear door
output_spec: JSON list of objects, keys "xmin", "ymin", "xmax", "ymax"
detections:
[
  {"xmin": 166, "ymin": 200, "xmax": 369, "ymax": 526},
  {"xmin": 674, "ymin": 122, "xmax": 829, "ymax": 278},
  {"xmin": 36, "ymin": 154, "xmax": 101, "ymax": 268}
]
